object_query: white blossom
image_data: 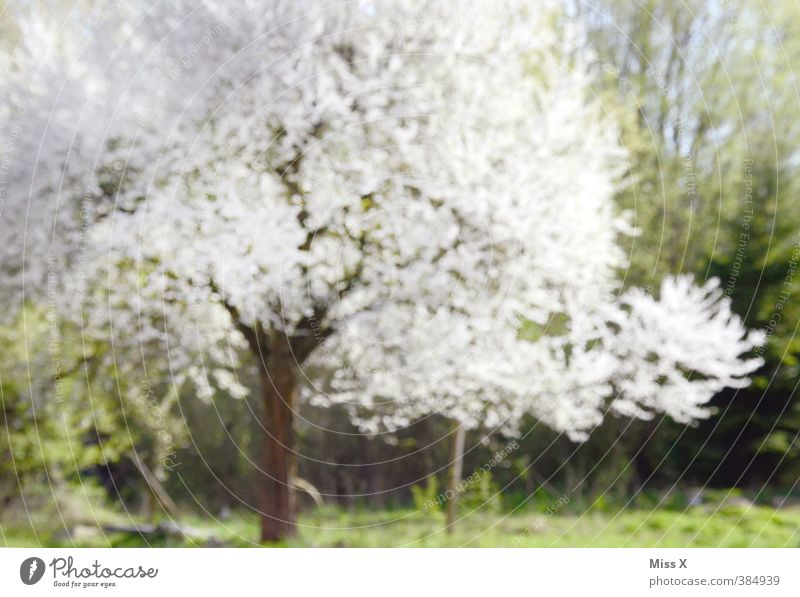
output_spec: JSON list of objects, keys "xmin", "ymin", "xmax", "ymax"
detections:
[{"xmin": 0, "ymin": 0, "xmax": 763, "ymax": 443}]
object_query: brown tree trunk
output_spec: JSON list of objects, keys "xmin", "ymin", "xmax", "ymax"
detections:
[
  {"xmin": 445, "ymin": 421, "xmax": 466, "ymax": 534},
  {"xmin": 259, "ymin": 341, "xmax": 298, "ymax": 543}
]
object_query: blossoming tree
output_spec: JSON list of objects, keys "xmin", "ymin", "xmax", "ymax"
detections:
[{"xmin": 1, "ymin": 0, "xmax": 762, "ymax": 541}]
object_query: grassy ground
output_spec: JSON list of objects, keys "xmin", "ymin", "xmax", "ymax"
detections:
[{"xmin": 3, "ymin": 503, "xmax": 800, "ymax": 547}]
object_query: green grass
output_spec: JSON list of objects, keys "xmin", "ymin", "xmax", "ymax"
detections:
[{"xmin": 3, "ymin": 503, "xmax": 800, "ymax": 547}]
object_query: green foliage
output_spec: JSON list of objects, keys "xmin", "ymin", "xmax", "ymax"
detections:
[
  {"xmin": 410, "ymin": 476, "xmax": 441, "ymax": 515},
  {"xmin": 0, "ymin": 306, "xmax": 104, "ymax": 501},
  {"xmin": 0, "ymin": 305, "xmax": 186, "ymax": 514},
  {"xmin": 460, "ymin": 471, "xmax": 502, "ymax": 515},
  {"xmin": 582, "ymin": 0, "xmax": 800, "ymax": 490},
  {"xmin": 5, "ymin": 499, "xmax": 800, "ymax": 548}
]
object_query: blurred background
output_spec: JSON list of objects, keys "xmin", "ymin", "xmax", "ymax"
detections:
[{"xmin": 2, "ymin": 0, "xmax": 800, "ymax": 547}]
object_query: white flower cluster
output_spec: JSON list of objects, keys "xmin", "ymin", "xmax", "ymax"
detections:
[{"xmin": 0, "ymin": 0, "xmax": 763, "ymax": 438}]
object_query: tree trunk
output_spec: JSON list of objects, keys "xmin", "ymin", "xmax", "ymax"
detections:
[
  {"xmin": 445, "ymin": 421, "xmax": 466, "ymax": 534},
  {"xmin": 259, "ymin": 342, "xmax": 298, "ymax": 543},
  {"xmin": 131, "ymin": 457, "xmax": 181, "ymax": 523}
]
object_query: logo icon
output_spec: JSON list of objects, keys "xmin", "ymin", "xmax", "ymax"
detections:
[{"xmin": 20, "ymin": 557, "xmax": 45, "ymax": 585}]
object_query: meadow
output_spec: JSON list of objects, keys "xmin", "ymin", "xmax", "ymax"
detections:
[{"xmin": 4, "ymin": 496, "xmax": 799, "ymax": 548}]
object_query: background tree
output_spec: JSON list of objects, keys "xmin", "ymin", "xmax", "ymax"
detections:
[{"xmin": 582, "ymin": 0, "xmax": 800, "ymax": 495}]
